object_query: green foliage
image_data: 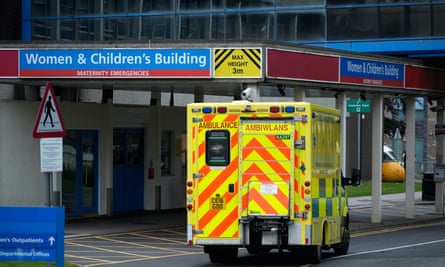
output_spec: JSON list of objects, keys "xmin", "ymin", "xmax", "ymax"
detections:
[{"xmin": 346, "ymin": 181, "xmax": 422, "ymax": 197}]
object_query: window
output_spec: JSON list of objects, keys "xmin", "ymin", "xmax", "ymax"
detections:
[
  {"xmin": 179, "ymin": 15, "xmax": 211, "ymax": 39},
  {"xmin": 277, "ymin": 12, "xmax": 325, "ymax": 41},
  {"xmin": 327, "ymin": 7, "xmax": 378, "ymax": 40},
  {"xmin": 161, "ymin": 131, "xmax": 173, "ymax": 176},
  {"xmin": 206, "ymin": 130, "xmax": 230, "ymax": 166}
]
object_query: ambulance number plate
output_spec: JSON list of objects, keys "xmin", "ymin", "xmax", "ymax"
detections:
[{"xmin": 210, "ymin": 197, "xmax": 225, "ymax": 210}]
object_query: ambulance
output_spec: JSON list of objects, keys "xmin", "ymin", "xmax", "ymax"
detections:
[{"xmin": 186, "ymin": 101, "xmax": 359, "ymax": 264}]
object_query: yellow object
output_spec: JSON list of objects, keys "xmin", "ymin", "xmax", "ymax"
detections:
[
  {"xmin": 186, "ymin": 102, "xmax": 352, "ymax": 263},
  {"xmin": 382, "ymin": 161, "xmax": 406, "ymax": 182}
]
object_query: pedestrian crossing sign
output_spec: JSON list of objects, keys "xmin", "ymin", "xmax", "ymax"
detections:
[{"xmin": 32, "ymin": 82, "xmax": 66, "ymax": 138}]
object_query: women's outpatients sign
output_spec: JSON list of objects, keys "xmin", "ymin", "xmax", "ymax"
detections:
[{"xmin": 19, "ymin": 49, "xmax": 211, "ymax": 78}]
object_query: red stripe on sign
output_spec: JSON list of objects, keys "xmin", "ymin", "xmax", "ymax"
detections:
[
  {"xmin": 20, "ymin": 69, "xmax": 210, "ymax": 77},
  {"xmin": 340, "ymin": 76, "xmax": 404, "ymax": 87},
  {"xmin": 267, "ymin": 49, "xmax": 339, "ymax": 82}
]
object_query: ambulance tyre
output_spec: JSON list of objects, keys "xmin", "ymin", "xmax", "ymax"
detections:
[
  {"xmin": 334, "ymin": 216, "xmax": 350, "ymax": 255},
  {"xmin": 333, "ymin": 228, "xmax": 350, "ymax": 255},
  {"xmin": 308, "ymin": 245, "xmax": 322, "ymax": 264},
  {"xmin": 207, "ymin": 246, "xmax": 238, "ymax": 263}
]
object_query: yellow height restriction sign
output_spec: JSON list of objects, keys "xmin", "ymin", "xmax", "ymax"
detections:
[{"xmin": 214, "ymin": 48, "xmax": 262, "ymax": 78}]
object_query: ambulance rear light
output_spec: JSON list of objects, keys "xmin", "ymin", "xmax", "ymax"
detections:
[
  {"xmin": 304, "ymin": 181, "xmax": 311, "ymax": 187},
  {"xmin": 187, "ymin": 189, "xmax": 193, "ymax": 195},
  {"xmin": 217, "ymin": 106, "xmax": 227, "ymax": 113},
  {"xmin": 304, "ymin": 188, "xmax": 311, "ymax": 195},
  {"xmin": 305, "ymin": 204, "xmax": 311, "ymax": 210},
  {"xmin": 187, "ymin": 204, "xmax": 193, "ymax": 210},
  {"xmin": 187, "ymin": 181, "xmax": 193, "ymax": 187},
  {"xmin": 285, "ymin": 106, "xmax": 295, "ymax": 113},
  {"xmin": 202, "ymin": 107, "xmax": 212, "ymax": 113},
  {"xmin": 269, "ymin": 106, "xmax": 280, "ymax": 113}
]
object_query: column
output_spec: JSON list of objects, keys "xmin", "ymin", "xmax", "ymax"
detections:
[
  {"xmin": 371, "ymin": 93, "xmax": 383, "ymax": 223},
  {"xmin": 405, "ymin": 96, "xmax": 416, "ymax": 218}
]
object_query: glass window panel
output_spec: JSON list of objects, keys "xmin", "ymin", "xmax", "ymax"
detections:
[
  {"xmin": 379, "ymin": 6, "xmax": 404, "ymax": 38},
  {"xmin": 277, "ymin": 0, "xmax": 324, "ymax": 6},
  {"xmin": 103, "ymin": 0, "xmax": 116, "ymax": 14},
  {"xmin": 327, "ymin": 7, "xmax": 378, "ymax": 40},
  {"xmin": 211, "ymin": 14, "xmax": 226, "ymax": 40},
  {"xmin": 82, "ymin": 135, "xmax": 95, "ymax": 209},
  {"xmin": 32, "ymin": 20, "xmax": 54, "ymax": 40},
  {"xmin": 179, "ymin": 0, "xmax": 211, "ymax": 10},
  {"xmin": 63, "ymin": 131, "xmax": 77, "ymax": 213},
  {"xmin": 327, "ymin": 0, "xmax": 377, "ymax": 4},
  {"xmin": 433, "ymin": 5, "xmax": 445, "ymax": 36},
  {"xmin": 226, "ymin": 13, "xmax": 273, "ymax": 40},
  {"xmin": 206, "ymin": 130, "xmax": 230, "ymax": 166},
  {"xmin": 406, "ymin": 5, "xmax": 431, "ymax": 37},
  {"xmin": 141, "ymin": 16, "xmax": 173, "ymax": 39},
  {"xmin": 61, "ymin": 19, "xmax": 75, "ymax": 40},
  {"xmin": 78, "ymin": 19, "xmax": 97, "ymax": 40},
  {"xmin": 241, "ymin": 13, "xmax": 273, "ymax": 40},
  {"xmin": 116, "ymin": 17, "xmax": 141, "ymax": 40},
  {"xmin": 226, "ymin": 0, "xmax": 274, "ymax": 9},
  {"xmin": 277, "ymin": 12, "xmax": 325, "ymax": 41},
  {"xmin": 78, "ymin": 0, "xmax": 96, "ymax": 15},
  {"xmin": 61, "ymin": 0, "xmax": 74, "ymax": 16},
  {"xmin": 178, "ymin": 0, "xmax": 225, "ymax": 9},
  {"xmin": 128, "ymin": 133, "xmax": 143, "ymax": 165},
  {"xmin": 103, "ymin": 19, "xmax": 117, "ymax": 40},
  {"xmin": 32, "ymin": 0, "xmax": 52, "ymax": 17},
  {"xmin": 113, "ymin": 132, "xmax": 125, "ymax": 165},
  {"xmin": 142, "ymin": 0, "xmax": 174, "ymax": 12},
  {"xmin": 226, "ymin": 14, "xmax": 241, "ymax": 39},
  {"xmin": 161, "ymin": 131, "xmax": 173, "ymax": 176},
  {"xmin": 179, "ymin": 15, "xmax": 211, "ymax": 39}
]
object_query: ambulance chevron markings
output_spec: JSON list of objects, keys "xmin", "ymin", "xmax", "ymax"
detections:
[{"xmin": 196, "ymin": 114, "xmax": 239, "ymax": 238}]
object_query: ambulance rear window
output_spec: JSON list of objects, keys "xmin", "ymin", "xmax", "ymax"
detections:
[{"xmin": 206, "ymin": 130, "xmax": 230, "ymax": 166}]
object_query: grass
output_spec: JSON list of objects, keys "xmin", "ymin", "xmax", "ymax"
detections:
[
  {"xmin": 346, "ymin": 180, "xmax": 422, "ymax": 197},
  {"xmin": 0, "ymin": 262, "xmax": 77, "ymax": 267}
]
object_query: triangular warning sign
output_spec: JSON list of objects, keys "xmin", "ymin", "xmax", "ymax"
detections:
[{"xmin": 32, "ymin": 82, "xmax": 66, "ymax": 138}]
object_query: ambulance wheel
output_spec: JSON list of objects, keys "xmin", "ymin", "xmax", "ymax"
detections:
[
  {"xmin": 208, "ymin": 246, "xmax": 237, "ymax": 263},
  {"xmin": 308, "ymin": 245, "xmax": 322, "ymax": 264},
  {"xmin": 334, "ymin": 228, "xmax": 350, "ymax": 255}
]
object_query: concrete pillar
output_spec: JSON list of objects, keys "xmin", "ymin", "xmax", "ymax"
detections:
[
  {"xmin": 371, "ymin": 93, "xmax": 383, "ymax": 223},
  {"xmin": 336, "ymin": 92, "xmax": 347, "ymax": 174},
  {"xmin": 0, "ymin": 84, "xmax": 14, "ymax": 100},
  {"xmin": 435, "ymin": 97, "xmax": 445, "ymax": 215},
  {"xmin": 294, "ymin": 87, "xmax": 306, "ymax": 101},
  {"xmin": 405, "ymin": 96, "xmax": 416, "ymax": 219},
  {"xmin": 194, "ymin": 87, "xmax": 204, "ymax": 103}
]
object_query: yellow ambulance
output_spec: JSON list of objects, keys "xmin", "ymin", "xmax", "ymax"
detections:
[{"xmin": 186, "ymin": 101, "xmax": 359, "ymax": 264}]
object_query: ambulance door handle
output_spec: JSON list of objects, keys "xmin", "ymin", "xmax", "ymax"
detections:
[{"xmin": 228, "ymin": 184, "xmax": 235, "ymax": 193}]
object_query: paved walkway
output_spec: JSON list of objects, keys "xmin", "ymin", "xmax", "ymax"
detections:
[{"xmin": 65, "ymin": 192, "xmax": 445, "ymax": 238}]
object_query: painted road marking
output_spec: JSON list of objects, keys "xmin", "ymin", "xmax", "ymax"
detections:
[{"xmin": 65, "ymin": 227, "xmax": 201, "ymax": 267}]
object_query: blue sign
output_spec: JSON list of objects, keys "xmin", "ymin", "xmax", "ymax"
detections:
[
  {"xmin": 19, "ymin": 49, "xmax": 211, "ymax": 78},
  {"xmin": 0, "ymin": 207, "xmax": 64, "ymax": 266},
  {"xmin": 340, "ymin": 57, "xmax": 404, "ymax": 87}
]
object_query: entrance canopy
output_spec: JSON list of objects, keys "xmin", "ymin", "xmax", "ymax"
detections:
[{"xmin": 0, "ymin": 41, "xmax": 444, "ymax": 97}]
